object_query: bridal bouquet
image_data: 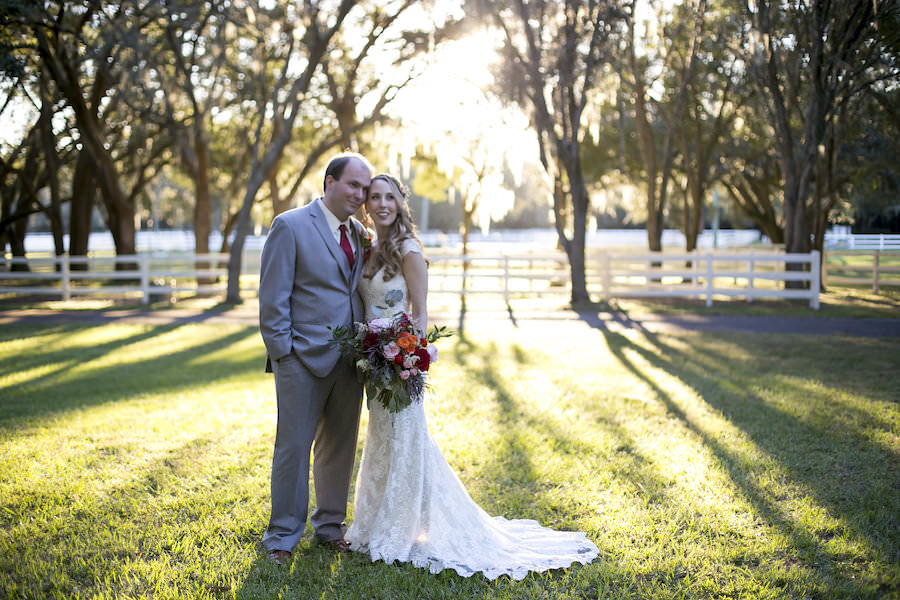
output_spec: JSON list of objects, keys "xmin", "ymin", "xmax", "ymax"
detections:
[{"xmin": 329, "ymin": 312, "xmax": 453, "ymax": 413}]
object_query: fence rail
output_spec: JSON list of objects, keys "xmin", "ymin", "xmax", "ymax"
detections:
[
  {"xmin": 825, "ymin": 233, "xmax": 900, "ymax": 251},
  {"xmin": 426, "ymin": 249, "xmax": 821, "ymax": 308},
  {"xmin": 0, "ymin": 253, "xmax": 240, "ymax": 303},
  {"xmin": 823, "ymin": 250, "xmax": 900, "ymax": 292},
  {"xmin": 0, "ymin": 248, "xmax": 833, "ymax": 309}
]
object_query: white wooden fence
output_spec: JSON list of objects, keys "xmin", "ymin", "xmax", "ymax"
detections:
[
  {"xmin": 823, "ymin": 250, "xmax": 900, "ymax": 292},
  {"xmin": 0, "ymin": 248, "xmax": 830, "ymax": 309},
  {"xmin": 0, "ymin": 253, "xmax": 245, "ymax": 304},
  {"xmin": 824, "ymin": 233, "xmax": 900, "ymax": 251},
  {"xmin": 427, "ymin": 249, "xmax": 821, "ymax": 309}
]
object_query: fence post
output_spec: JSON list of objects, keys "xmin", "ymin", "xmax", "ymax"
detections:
[
  {"xmin": 747, "ymin": 251, "xmax": 755, "ymax": 303},
  {"xmin": 140, "ymin": 254, "xmax": 150, "ymax": 304},
  {"xmin": 810, "ymin": 250, "xmax": 820, "ymax": 309},
  {"xmin": 61, "ymin": 253, "xmax": 70, "ymax": 302},
  {"xmin": 873, "ymin": 250, "xmax": 880, "ymax": 293},
  {"xmin": 705, "ymin": 252, "xmax": 714, "ymax": 307},
  {"xmin": 603, "ymin": 250, "xmax": 611, "ymax": 303},
  {"xmin": 694, "ymin": 250, "xmax": 701, "ymax": 288},
  {"xmin": 503, "ymin": 254, "xmax": 510, "ymax": 306}
]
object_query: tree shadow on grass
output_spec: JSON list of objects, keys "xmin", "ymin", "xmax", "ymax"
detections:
[
  {"xmin": 448, "ymin": 337, "xmax": 674, "ymax": 539},
  {"xmin": 0, "ymin": 322, "xmax": 262, "ymax": 429},
  {"xmin": 577, "ymin": 306, "xmax": 899, "ymax": 598},
  {"xmin": 2, "ymin": 426, "xmax": 271, "ymax": 599},
  {"xmin": 0, "ymin": 322, "xmax": 184, "ymax": 383}
]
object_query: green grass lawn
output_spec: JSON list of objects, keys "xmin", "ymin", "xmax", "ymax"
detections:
[{"xmin": 0, "ymin": 317, "xmax": 898, "ymax": 599}]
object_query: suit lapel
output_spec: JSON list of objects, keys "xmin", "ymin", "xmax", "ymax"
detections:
[
  {"xmin": 349, "ymin": 218, "xmax": 368, "ymax": 289},
  {"xmin": 310, "ymin": 200, "xmax": 351, "ymax": 281}
]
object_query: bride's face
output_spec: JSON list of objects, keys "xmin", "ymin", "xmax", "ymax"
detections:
[{"xmin": 366, "ymin": 178, "xmax": 399, "ymax": 230}]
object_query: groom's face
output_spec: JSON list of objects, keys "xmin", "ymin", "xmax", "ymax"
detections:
[{"xmin": 323, "ymin": 159, "xmax": 371, "ymax": 221}]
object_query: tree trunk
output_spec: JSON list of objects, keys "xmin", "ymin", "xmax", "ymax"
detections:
[
  {"xmin": 566, "ymin": 204, "xmax": 589, "ymax": 304},
  {"xmin": 460, "ymin": 199, "xmax": 473, "ymax": 314},
  {"xmin": 69, "ymin": 151, "xmax": 96, "ymax": 270},
  {"xmin": 38, "ymin": 76, "xmax": 66, "ymax": 265},
  {"xmin": 270, "ymin": 166, "xmax": 290, "ymax": 216},
  {"xmin": 679, "ymin": 121, "xmax": 705, "ymax": 255},
  {"xmin": 36, "ymin": 29, "xmax": 137, "ymax": 270},
  {"xmin": 782, "ymin": 171, "xmax": 811, "ymax": 288},
  {"xmin": 106, "ymin": 201, "xmax": 138, "ymax": 268},
  {"xmin": 9, "ymin": 207, "xmax": 29, "ymax": 272},
  {"xmin": 193, "ymin": 134, "xmax": 213, "ymax": 285},
  {"xmin": 567, "ymin": 163, "xmax": 590, "ymax": 305},
  {"xmin": 685, "ymin": 184, "xmax": 703, "ymax": 254},
  {"xmin": 633, "ymin": 79, "xmax": 662, "ymax": 253},
  {"xmin": 226, "ymin": 184, "xmax": 257, "ymax": 303}
]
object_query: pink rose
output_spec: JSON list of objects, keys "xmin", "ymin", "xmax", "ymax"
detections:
[
  {"xmin": 383, "ymin": 342, "xmax": 400, "ymax": 359},
  {"xmin": 400, "ymin": 370, "xmax": 411, "ymax": 380}
]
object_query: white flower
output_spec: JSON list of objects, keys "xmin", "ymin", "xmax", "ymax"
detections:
[
  {"xmin": 427, "ymin": 345, "xmax": 438, "ymax": 363},
  {"xmin": 355, "ymin": 358, "xmax": 370, "ymax": 371}
]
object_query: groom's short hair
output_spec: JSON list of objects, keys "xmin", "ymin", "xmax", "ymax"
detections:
[{"xmin": 323, "ymin": 152, "xmax": 375, "ymax": 192}]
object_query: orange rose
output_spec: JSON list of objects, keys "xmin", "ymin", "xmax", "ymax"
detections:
[{"xmin": 396, "ymin": 331, "xmax": 418, "ymax": 351}]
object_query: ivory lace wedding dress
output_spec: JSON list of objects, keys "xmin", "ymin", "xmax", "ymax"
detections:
[{"xmin": 345, "ymin": 240, "xmax": 599, "ymax": 580}]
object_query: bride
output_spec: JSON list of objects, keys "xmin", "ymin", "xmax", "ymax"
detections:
[{"xmin": 346, "ymin": 173, "xmax": 599, "ymax": 580}]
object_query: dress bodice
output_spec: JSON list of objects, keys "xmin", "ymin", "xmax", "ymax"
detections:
[{"xmin": 358, "ymin": 239, "xmax": 421, "ymax": 322}]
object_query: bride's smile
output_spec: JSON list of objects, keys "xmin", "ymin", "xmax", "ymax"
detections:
[{"xmin": 366, "ymin": 178, "xmax": 399, "ymax": 232}]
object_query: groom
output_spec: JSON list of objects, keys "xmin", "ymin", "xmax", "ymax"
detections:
[{"xmin": 258, "ymin": 152, "xmax": 373, "ymax": 565}]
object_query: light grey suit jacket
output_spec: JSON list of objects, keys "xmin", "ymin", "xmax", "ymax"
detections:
[{"xmin": 258, "ymin": 200, "xmax": 366, "ymax": 378}]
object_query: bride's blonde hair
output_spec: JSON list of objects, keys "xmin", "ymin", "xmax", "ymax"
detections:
[{"xmin": 364, "ymin": 174, "xmax": 427, "ymax": 281}]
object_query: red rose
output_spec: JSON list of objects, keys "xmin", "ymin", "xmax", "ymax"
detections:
[
  {"xmin": 363, "ymin": 332, "xmax": 379, "ymax": 349},
  {"xmin": 414, "ymin": 347, "xmax": 431, "ymax": 371},
  {"xmin": 394, "ymin": 353, "xmax": 404, "ymax": 365}
]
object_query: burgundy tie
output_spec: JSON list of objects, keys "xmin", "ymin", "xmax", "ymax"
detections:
[{"xmin": 339, "ymin": 224, "xmax": 354, "ymax": 268}]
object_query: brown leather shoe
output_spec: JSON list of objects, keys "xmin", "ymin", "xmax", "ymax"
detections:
[
  {"xmin": 323, "ymin": 538, "xmax": 351, "ymax": 552},
  {"xmin": 266, "ymin": 549, "xmax": 292, "ymax": 566}
]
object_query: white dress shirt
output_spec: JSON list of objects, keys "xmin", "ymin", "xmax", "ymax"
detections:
[{"xmin": 317, "ymin": 198, "xmax": 355, "ymax": 258}]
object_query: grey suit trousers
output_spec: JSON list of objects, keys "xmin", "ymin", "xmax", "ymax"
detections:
[{"xmin": 262, "ymin": 351, "xmax": 362, "ymax": 551}]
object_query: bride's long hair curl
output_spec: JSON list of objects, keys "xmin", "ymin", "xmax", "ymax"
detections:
[{"xmin": 364, "ymin": 173, "xmax": 427, "ymax": 281}]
